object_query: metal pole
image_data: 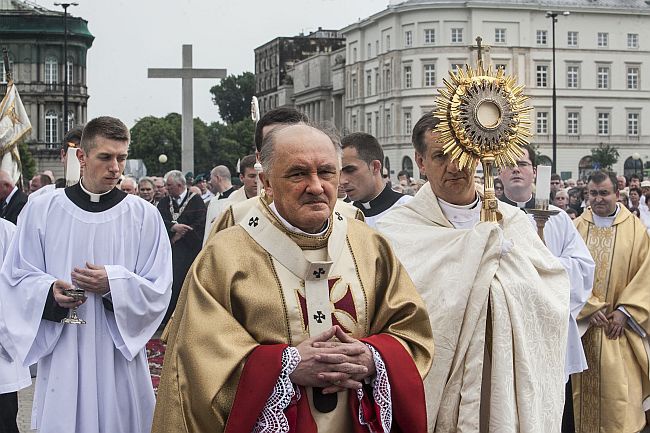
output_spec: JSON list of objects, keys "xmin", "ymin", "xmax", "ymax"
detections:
[
  {"xmin": 63, "ymin": 4, "xmax": 68, "ymax": 135},
  {"xmin": 551, "ymin": 14, "xmax": 557, "ymax": 174}
]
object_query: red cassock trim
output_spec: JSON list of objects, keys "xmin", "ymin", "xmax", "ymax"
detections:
[
  {"xmin": 224, "ymin": 344, "xmax": 288, "ymax": 433},
  {"xmin": 359, "ymin": 334, "xmax": 428, "ymax": 433}
]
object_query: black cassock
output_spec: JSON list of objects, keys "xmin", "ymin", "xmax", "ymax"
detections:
[{"xmin": 157, "ymin": 192, "xmax": 206, "ymax": 324}]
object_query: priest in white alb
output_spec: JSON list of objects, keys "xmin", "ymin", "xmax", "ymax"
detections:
[
  {"xmin": 378, "ymin": 114, "xmax": 570, "ymax": 432},
  {"xmin": 0, "ymin": 116, "xmax": 172, "ymax": 433}
]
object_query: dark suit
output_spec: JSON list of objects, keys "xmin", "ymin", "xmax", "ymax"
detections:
[
  {"xmin": 1, "ymin": 189, "xmax": 28, "ymax": 224},
  {"xmin": 157, "ymin": 191, "xmax": 206, "ymax": 324}
]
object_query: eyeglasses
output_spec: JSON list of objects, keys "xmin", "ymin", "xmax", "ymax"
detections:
[
  {"xmin": 515, "ymin": 161, "xmax": 533, "ymax": 168},
  {"xmin": 495, "ymin": 186, "xmax": 504, "ymax": 190}
]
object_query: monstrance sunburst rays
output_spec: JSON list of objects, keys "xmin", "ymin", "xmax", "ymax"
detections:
[{"xmin": 434, "ymin": 62, "xmax": 532, "ymax": 222}]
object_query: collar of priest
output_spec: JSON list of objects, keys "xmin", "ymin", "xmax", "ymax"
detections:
[
  {"xmin": 500, "ymin": 193, "xmax": 535, "ymax": 210},
  {"xmin": 65, "ymin": 181, "xmax": 127, "ymax": 212}
]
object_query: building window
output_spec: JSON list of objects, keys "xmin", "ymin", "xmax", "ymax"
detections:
[
  {"xmin": 536, "ymin": 111, "xmax": 548, "ymax": 134},
  {"xmin": 67, "ymin": 110, "xmax": 75, "ymax": 132},
  {"xmin": 536, "ymin": 65, "xmax": 548, "ymax": 87},
  {"xmin": 383, "ymin": 65, "xmax": 392, "ymax": 91},
  {"xmin": 451, "ymin": 28, "xmax": 463, "ymax": 43},
  {"xmin": 404, "ymin": 65, "xmax": 412, "ymax": 88},
  {"xmin": 45, "ymin": 110, "xmax": 58, "ymax": 143},
  {"xmin": 567, "ymin": 111, "xmax": 579, "ymax": 135},
  {"xmin": 385, "ymin": 109, "xmax": 392, "ymax": 136},
  {"xmin": 66, "ymin": 58, "xmax": 73, "ymax": 85},
  {"xmin": 375, "ymin": 68, "xmax": 379, "ymax": 94},
  {"xmin": 627, "ymin": 112, "xmax": 639, "ymax": 136},
  {"xmin": 567, "ymin": 31, "xmax": 578, "ymax": 47},
  {"xmin": 627, "ymin": 66, "xmax": 639, "ymax": 89},
  {"xmin": 367, "ymin": 43, "xmax": 371, "ymax": 58},
  {"xmin": 386, "ymin": 35, "xmax": 391, "ymax": 51},
  {"xmin": 366, "ymin": 72, "xmax": 372, "ymax": 96},
  {"xmin": 597, "ymin": 112, "xmax": 610, "ymax": 135},
  {"xmin": 424, "ymin": 64, "xmax": 436, "ymax": 87},
  {"xmin": 405, "ymin": 30, "xmax": 412, "ymax": 47},
  {"xmin": 351, "ymin": 75, "xmax": 357, "ymax": 98},
  {"xmin": 352, "ymin": 115, "xmax": 357, "ymax": 132},
  {"xmin": 495, "ymin": 28, "xmax": 506, "ymax": 43},
  {"xmin": 536, "ymin": 30, "xmax": 547, "ymax": 45},
  {"xmin": 424, "ymin": 29, "xmax": 435, "ymax": 44},
  {"xmin": 404, "ymin": 111, "xmax": 412, "ymax": 135},
  {"xmin": 627, "ymin": 33, "xmax": 639, "ymax": 49},
  {"xmin": 494, "ymin": 63, "xmax": 506, "ymax": 73},
  {"xmin": 597, "ymin": 66, "xmax": 609, "ymax": 89},
  {"xmin": 366, "ymin": 114, "xmax": 373, "ymax": 134},
  {"xmin": 597, "ymin": 32, "xmax": 608, "ymax": 47},
  {"xmin": 45, "ymin": 56, "xmax": 58, "ymax": 85},
  {"xmin": 567, "ymin": 65, "xmax": 579, "ymax": 88},
  {"xmin": 375, "ymin": 112, "xmax": 379, "ymax": 137},
  {"xmin": 352, "ymin": 47, "xmax": 357, "ymax": 63},
  {"xmin": 376, "ymin": 40, "xmax": 379, "ymax": 55}
]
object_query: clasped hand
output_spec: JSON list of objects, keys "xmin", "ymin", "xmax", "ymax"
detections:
[
  {"xmin": 289, "ymin": 326, "xmax": 376, "ymax": 394},
  {"xmin": 71, "ymin": 262, "xmax": 110, "ymax": 295},
  {"xmin": 590, "ymin": 308, "xmax": 627, "ymax": 340}
]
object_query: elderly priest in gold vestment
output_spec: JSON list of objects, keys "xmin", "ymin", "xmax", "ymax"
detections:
[
  {"xmin": 152, "ymin": 123, "xmax": 433, "ymax": 433},
  {"xmin": 572, "ymin": 170, "xmax": 650, "ymax": 433},
  {"xmin": 378, "ymin": 114, "xmax": 570, "ymax": 433}
]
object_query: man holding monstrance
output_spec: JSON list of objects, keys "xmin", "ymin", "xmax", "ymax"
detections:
[{"xmin": 378, "ymin": 39, "xmax": 570, "ymax": 432}]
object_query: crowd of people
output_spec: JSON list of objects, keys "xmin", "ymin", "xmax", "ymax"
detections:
[{"xmin": 0, "ymin": 109, "xmax": 648, "ymax": 433}]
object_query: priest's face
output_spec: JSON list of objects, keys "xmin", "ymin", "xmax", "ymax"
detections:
[
  {"xmin": 415, "ymin": 130, "xmax": 475, "ymax": 205},
  {"xmin": 588, "ymin": 178, "xmax": 619, "ymax": 217},
  {"xmin": 499, "ymin": 148, "xmax": 536, "ymax": 200},
  {"xmin": 262, "ymin": 125, "xmax": 339, "ymax": 233},
  {"xmin": 79, "ymin": 136, "xmax": 128, "ymax": 194},
  {"xmin": 340, "ymin": 146, "xmax": 381, "ymax": 202}
]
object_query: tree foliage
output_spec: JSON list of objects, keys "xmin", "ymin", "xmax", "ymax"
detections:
[
  {"xmin": 210, "ymin": 72, "xmax": 255, "ymax": 124},
  {"xmin": 590, "ymin": 143, "xmax": 619, "ymax": 170},
  {"xmin": 19, "ymin": 141, "xmax": 36, "ymax": 184},
  {"xmin": 129, "ymin": 114, "xmax": 254, "ymax": 177}
]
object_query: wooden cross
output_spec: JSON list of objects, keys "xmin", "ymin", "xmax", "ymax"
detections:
[{"xmin": 148, "ymin": 45, "xmax": 227, "ymax": 175}]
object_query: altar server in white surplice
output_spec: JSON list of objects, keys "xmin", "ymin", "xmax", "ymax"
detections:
[
  {"xmin": 0, "ymin": 218, "xmax": 31, "ymax": 433},
  {"xmin": 378, "ymin": 114, "xmax": 570, "ymax": 433},
  {"xmin": 0, "ymin": 116, "xmax": 172, "ymax": 433}
]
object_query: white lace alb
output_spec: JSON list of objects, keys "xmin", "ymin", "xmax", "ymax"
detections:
[
  {"xmin": 357, "ymin": 344, "xmax": 392, "ymax": 433},
  {"xmin": 252, "ymin": 347, "xmax": 301, "ymax": 433}
]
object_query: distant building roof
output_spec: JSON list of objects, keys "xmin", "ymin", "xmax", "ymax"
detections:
[
  {"xmin": 399, "ymin": 0, "xmax": 650, "ymax": 11},
  {"xmin": 0, "ymin": 0, "xmax": 60, "ymax": 15}
]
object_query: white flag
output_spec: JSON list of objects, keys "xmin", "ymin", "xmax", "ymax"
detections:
[{"xmin": 0, "ymin": 81, "xmax": 32, "ymax": 185}]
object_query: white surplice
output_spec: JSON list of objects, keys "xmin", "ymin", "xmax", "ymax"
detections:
[
  {"xmin": 0, "ymin": 218, "xmax": 31, "ymax": 394},
  {"xmin": 536, "ymin": 205, "xmax": 594, "ymax": 380},
  {"xmin": 0, "ymin": 189, "xmax": 172, "ymax": 433},
  {"xmin": 378, "ymin": 184, "xmax": 570, "ymax": 433}
]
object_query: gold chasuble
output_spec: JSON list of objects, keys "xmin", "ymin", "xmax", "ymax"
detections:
[
  {"xmin": 152, "ymin": 198, "xmax": 433, "ymax": 433},
  {"xmin": 573, "ymin": 206, "xmax": 650, "ymax": 433}
]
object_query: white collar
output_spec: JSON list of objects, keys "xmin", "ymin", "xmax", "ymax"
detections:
[
  {"xmin": 4, "ymin": 186, "xmax": 17, "ymax": 204},
  {"xmin": 79, "ymin": 178, "xmax": 112, "ymax": 203},
  {"xmin": 437, "ymin": 194, "xmax": 481, "ymax": 229},
  {"xmin": 175, "ymin": 188, "xmax": 188, "ymax": 204},
  {"xmin": 269, "ymin": 202, "xmax": 329, "ymax": 236},
  {"xmin": 592, "ymin": 203, "xmax": 621, "ymax": 228}
]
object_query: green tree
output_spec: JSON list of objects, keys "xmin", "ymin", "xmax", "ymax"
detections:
[
  {"xmin": 590, "ymin": 143, "xmax": 619, "ymax": 170},
  {"xmin": 207, "ymin": 118, "xmax": 255, "ymax": 171},
  {"xmin": 210, "ymin": 72, "xmax": 255, "ymax": 124},
  {"xmin": 19, "ymin": 141, "xmax": 36, "ymax": 182},
  {"xmin": 129, "ymin": 113, "xmax": 213, "ymax": 177}
]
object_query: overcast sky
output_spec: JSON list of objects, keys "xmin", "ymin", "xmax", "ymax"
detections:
[{"xmin": 31, "ymin": 0, "xmax": 387, "ymax": 127}]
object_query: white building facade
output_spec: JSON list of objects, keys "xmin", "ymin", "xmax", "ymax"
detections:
[{"xmin": 340, "ymin": 0, "xmax": 650, "ymax": 181}]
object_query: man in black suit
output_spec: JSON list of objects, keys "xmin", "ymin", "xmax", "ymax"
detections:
[
  {"xmin": 157, "ymin": 170, "xmax": 206, "ymax": 324},
  {"xmin": 0, "ymin": 170, "xmax": 28, "ymax": 225}
]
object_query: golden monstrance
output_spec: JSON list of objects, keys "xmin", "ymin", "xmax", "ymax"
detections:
[{"xmin": 434, "ymin": 37, "xmax": 532, "ymax": 222}]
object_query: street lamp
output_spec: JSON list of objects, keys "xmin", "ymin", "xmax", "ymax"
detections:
[
  {"xmin": 54, "ymin": 2, "xmax": 78, "ymax": 136},
  {"xmin": 545, "ymin": 10, "xmax": 570, "ymax": 174},
  {"xmin": 632, "ymin": 152, "xmax": 642, "ymax": 177}
]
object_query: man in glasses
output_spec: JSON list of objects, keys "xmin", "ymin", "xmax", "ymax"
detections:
[
  {"xmin": 499, "ymin": 144, "xmax": 594, "ymax": 433},
  {"xmin": 572, "ymin": 170, "xmax": 650, "ymax": 433}
]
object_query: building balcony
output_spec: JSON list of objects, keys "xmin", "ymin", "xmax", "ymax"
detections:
[
  {"xmin": 18, "ymin": 82, "xmax": 88, "ymax": 97},
  {"xmin": 27, "ymin": 141, "xmax": 62, "ymax": 158}
]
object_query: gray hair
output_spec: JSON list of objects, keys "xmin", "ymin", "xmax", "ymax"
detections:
[
  {"xmin": 210, "ymin": 165, "xmax": 231, "ymax": 179},
  {"xmin": 138, "ymin": 176, "xmax": 155, "ymax": 190},
  {"xmin": 260, "ymin": 122, "xmax": 342, "ymax": 176},
  {"xmin": 121, "ymin": 176, "xmax": 137, "ymax": 189},
  {"xmin": 164, "ymin": 170, "xmax": 186, "ymax": 187}
]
